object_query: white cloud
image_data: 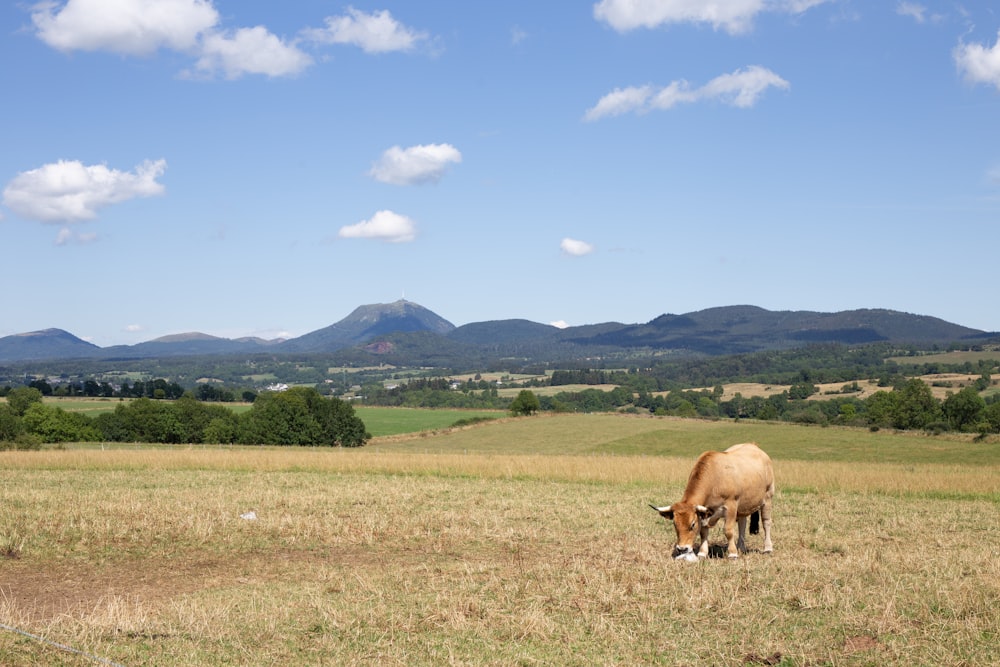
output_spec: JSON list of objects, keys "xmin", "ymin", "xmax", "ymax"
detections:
[
  {"xmin": 339, "ymin": 210, "xmax": 416, "ymax": 243},
  {"xmin": 195, "ymin": 26, "xmax": 312, "ymax": 79},
  {"xmin": 955, "ymin": 31, "xmax": 1000, "ymax": 91},
  {"xmin": 31, "ymin": 0, "xmax": 219, "ymax": 55},
  {"xmin": 125, "ymin": 324, "xmax": 145, "ymax": 333},
  {"xmin": 895, "ymin": 2, "xmax": 926, "ymax": 23},
  {"xmin": 698, "ymin": 65, "xmax": 791, "ymax": 108},
  {"xmin": 54, "ymin": 227, "xmax": 98, "ymax": 245},
  {"xmin": 583, "ymin": 85, "xmax": 655, "ymax": 121},
  {"xmin": 30, "ymin": 0, "xmax": 309, "ymax": 79},
  {"xmin": 585, "ymin": 66, "xmax": 789, "ymax": 120},
  {"xmin": 29, "ymin": 2, "xmax": 430, "ymax": 79},
  {"xmin": 369, "ymin": 144, "xmax": 462, "ymax": 185},
  {"xmin": 550, "ymin": 320, "xmax": 570, "ymax": 329},
  {"xmin": 561, "ymin": 238, "xmax": 595, "ymax": 256},
  {"xmin": 593, "ymin": 0, "xmax": 829, "ymax": 34},
  {"xmin": 2, "ymin": 159, "xmax": 167, "ymax": 223},
  {"xmin": 304, "ymin": 7, "xmax": 427, "ymax": 53}
]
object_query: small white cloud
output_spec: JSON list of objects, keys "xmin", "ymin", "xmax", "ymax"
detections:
[
  {"xmin": 125, "ymin": 324, "xmax": 145, "ymax": 333},
  {"xmin": 585, "ymin": 66, "xmax": 788, "ymax": 121},
  {"xmin": 895, "ymin": 2, "xmax": 927, "ymax": 22},
  {"xmin": 369, "ymin": 144, "xmax": 462, "ymax": 185},
  {"xmin": 304, "ymin": 7, "xmax": 427, "ymax": 53},
  {"xmin": 31, "ymin": 0, "xmax": 219, "ymax": 55},
  {"xmin": 697, "ymin": 65, "xmax": 791, "ymax": 108},
  {"xmin": 583, "ymin": 85, "xmax": 655, "ymax": 121},
  {"xmin": 3, "ymin": 159, "xmax": 167, "ymax": 223},
  {"xmin": 339, "ymin": 210, "xmax": 416, "ymax": 243},
  {"xmin": 550, "ymin": 320, "xmax": 570, "ymax": 329},
  {"xmin": 561, "ymin": 238, "xmax": 595, "ymax": 256},
  {"xmin": 593, "ymin": 0, "xmax": 830, "ymax": 34},
  {"xmin": 54, "ymin": 227, "xmax": 99, "ymax": 245},
  {"xmin": 195, "ymin": 26, "xmax": 312, "ymax": 79},
  {"xmin": 511, "ymin": 26, "xmax": 528, "ymax": 45},
  {"xmin": 955, "ymin": 31, "xmax": 1000, "ymax": 91}
]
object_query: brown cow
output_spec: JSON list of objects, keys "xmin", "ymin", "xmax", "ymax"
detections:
[{"xmin": 650, "ymin": 443, "xmax": 774, "ymax": 560}]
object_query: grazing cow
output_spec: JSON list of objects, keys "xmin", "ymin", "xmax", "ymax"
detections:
[{"xmin": 650, "ymin": 443, "xmax": 774, "ymax": 560}]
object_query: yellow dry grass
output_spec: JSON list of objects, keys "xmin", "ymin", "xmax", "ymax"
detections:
[{"xmin": 2, "ymin": 419, "xmax": 999, "ymax": 666}]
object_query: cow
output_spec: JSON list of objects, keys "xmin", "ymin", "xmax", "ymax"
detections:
[{"xmin": 650, "ymin": 443, "xmax": 774, "ymax": 561}]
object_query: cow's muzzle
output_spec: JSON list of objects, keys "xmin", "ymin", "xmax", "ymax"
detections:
[{"xmin": 672, "ymin": 545, "xmax": 696, "ymax": 561}]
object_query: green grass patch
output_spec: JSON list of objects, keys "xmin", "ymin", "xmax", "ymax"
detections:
[
  {"xmin": 354, "ymin": 407, "xmax": 505, "ymax": 437},
  {"xmin": 369, "ymin": 413, "xmax": 1000, "ymax": 465},
  {"xmin": 887, "ymin": 349, "xmax": 1000, "ymax": 365},
  {"xmin": 43, "ymin": 397, "xmax": 127, "ymax": 415}
]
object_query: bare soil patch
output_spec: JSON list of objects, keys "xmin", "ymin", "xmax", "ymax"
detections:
[{"xmin": 1, "ymin": 545, "xmax": 424, "ymax": 624}]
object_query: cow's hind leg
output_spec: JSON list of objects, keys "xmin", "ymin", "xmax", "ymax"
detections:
[{"xmin": 760, "ymin": 496, "xmax": 774, "ymax": 554}]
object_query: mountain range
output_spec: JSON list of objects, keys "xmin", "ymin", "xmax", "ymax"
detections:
[{"xmin": 0, "ymin": 300, "xmax": 995, "ymax": 365}]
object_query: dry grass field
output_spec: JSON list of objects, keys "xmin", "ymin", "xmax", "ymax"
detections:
[
  {"xmin": 1, "ymin": 416, "xmax": 998, "ymax": 666},
  {"xmin": 686, "ymin": 374, "xmax": 996, "ymax": 401}
]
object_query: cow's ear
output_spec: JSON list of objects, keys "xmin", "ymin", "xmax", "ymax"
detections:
[
  {"xmin": 650, "ymin": 504, "xmax": 674, "ymax": 519},
  {"xmin": 695, "ymin": 505, "xmax": 712, "ymax": 520}
]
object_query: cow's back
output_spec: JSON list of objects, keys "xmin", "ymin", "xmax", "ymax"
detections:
[{"xmin": 683, "ymin": 443, "xmax": 774, "ymax": 516}]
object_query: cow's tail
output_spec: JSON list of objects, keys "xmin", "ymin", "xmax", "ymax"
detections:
[{"xmin": 749, "ymin": 510, "xmax": 760, "ymax": 535}]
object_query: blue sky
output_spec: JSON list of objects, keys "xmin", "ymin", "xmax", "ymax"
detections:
[{"xmin": 2, "ymin": 1, "xmax": 999, "ymax": 346}]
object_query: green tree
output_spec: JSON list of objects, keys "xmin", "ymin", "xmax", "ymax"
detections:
[
  {"xmin": 0, "ymin": 404, "xmax": 22, "ymax": 441},
  {"xmin": 7, "ymin": 386, "xmax": 44, "ymax": 416},
  {"xmin": 171, "ymin": 395, "xmax": 238, "ymax": 443},
  {"xmin": 942, "ymin": 387, "xmax": 986, "ymax": 432},
  {"xmin": 509, "ymin": 390, "xmax": 540, "ymax": 416},
  {"xmin": 865, "ymin": 390, "xmax": 899, "ymax": 427},
  {"xmin": 983, "ymin": 401, "xmax": 1000, "ymax": 433},
  {"xmin": 891, "ymin": 379, "xmax": 939, "ymax": 430},
  {"xmin": 203, "ymin": 416, "xmax": 239, "ymax": 444},
  {"xmin": 788, "ymin": 382, "xmax": 818, "ymax": 400},
  {"xmin": 21, "ymin": 403, "xmax": 100, "ymax": 443},
  {"xmin": 238, "ymin": 387, "xmax": 369, "ymax": 446},
  {"xmin": 95, "ymin": 398, "xmax": 184, "ymax": 443}
]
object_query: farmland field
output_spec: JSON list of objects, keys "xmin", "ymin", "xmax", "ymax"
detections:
[
  {"xmin": 1, "ymin": 415, "xmax": 999, "ymax": 666},
  {"xmin": 354, "ymin": 406, "xmax": 504, "ymax": 437}
]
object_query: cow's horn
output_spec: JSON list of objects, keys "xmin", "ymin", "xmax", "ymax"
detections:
[
  {"xmin": 650, "ymin": 504, "xmax": 671, "ymax": 512},
  {"xmin": 695, "ymin": 505, "xmax": 709, "ymax": 513}
]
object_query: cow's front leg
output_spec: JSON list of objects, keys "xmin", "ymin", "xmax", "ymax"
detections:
[
  {"xmin": 699, "ymin": 505, "xmax": 726, "ymax": 558},
  {"xmin": 724, "ymin": 505, "xmax": 740, "ymax": 558},
  {"xmin": 697, "ymin": 523, "xmax": 711, "ymax": 558}
]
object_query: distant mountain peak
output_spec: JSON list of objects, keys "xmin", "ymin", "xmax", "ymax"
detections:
[
  {"xmin": 341, "ymin": 300, "xmax": 454, "ymax": 332},
  {"xmin": 0, "ymin": 327, "xmax": 99, "ymax": 362},
  {"xmin": 278, "ymin": 300, "xmax": 455, "ymax": 353}
]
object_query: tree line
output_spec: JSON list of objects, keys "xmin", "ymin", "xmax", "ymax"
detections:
[{"xmin": 0, "ymin": 386, "xmax": 369, "ymax": 449}]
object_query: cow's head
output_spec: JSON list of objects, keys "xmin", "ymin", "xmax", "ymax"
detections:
[{"xmin": 650, "ymin": 502, "xmax": 712, "ymax": 561}]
